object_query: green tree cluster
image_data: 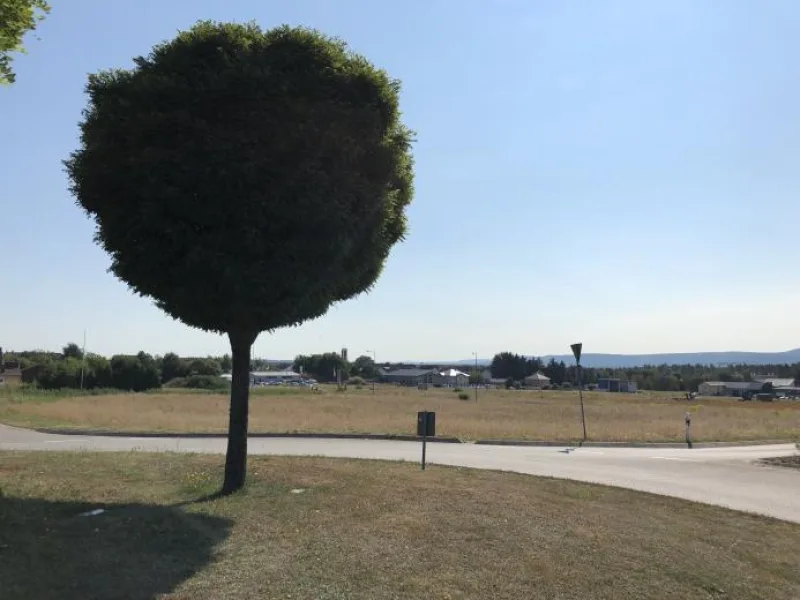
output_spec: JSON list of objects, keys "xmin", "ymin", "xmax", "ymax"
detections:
[
  {"xmin": 490, "ymin": 351, "xmax": 800, "ymax": 392},
  {"xmin": 158, "ymin": 353, "xmax": 225, "ymax": 383},
  {"xmin": 107, "ymin": 352, "xmax": 161, "ymax": 391},
  {"xmin": 293, "ymin": 353, "xmax": 350, "ymax": 382},
  {"xmin": 62, "ymin": 343, "xmax": 83, "ymax": 360},
  {"xmin": 350, "ymin": 355, "xmax": 379, "ymax": 380},
  {"xmin": 9, "ymin": 345, "xmax": 234, "ymax": 391},
  {"xmin": 489, "ymin": 352, "xmax": 545, "ymax": 382},
  {"xmin": 34, "ymin": 351, "xmax": 160, "ymax": 391}
]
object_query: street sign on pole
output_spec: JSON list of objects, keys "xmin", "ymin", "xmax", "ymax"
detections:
[
  {"xmin": 571, "ymin": 343, "xmax": 587, "ymax": 443},
  {"xmin": 570, "ymin": 343, "xmax": 582, "ymax": 364},
  {"xmin": 417, "ymin": 411, "xmax": 436, "ymax": 470}
]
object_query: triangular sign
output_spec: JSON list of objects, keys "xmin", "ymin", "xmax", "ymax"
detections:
[{"xmin": 570, "ymin": 343, "xmax": 583, "ymax": 363}]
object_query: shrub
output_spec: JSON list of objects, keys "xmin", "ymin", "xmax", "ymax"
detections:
[
  {"xmin": 164, "ymin": 377, "xmax": 187, "ymax": 388},
  {"xmin": 453, "ymin": 387, "xmax": 463, "ymax": 393},
  {"xmin": 458, "ymin": 392, "xmax": 470, "ymax": 400},
  {"xmin": 561, "ymin": 382, "xmax": 573, "ymax": 390},
  {"xmin": 347, "ymin": 376, "xmax": 366, "ymax": 386},
  {"xmin": 551, "ymin": 383, "xmax": 561, "ymax": 390},
  {"xmin": 165, "ymin": 375, "xmax": 229, "ymax": 391}
]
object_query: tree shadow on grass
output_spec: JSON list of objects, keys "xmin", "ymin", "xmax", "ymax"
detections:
[{"xmin": 0, "ymin": 495, "xmax": 233, "ymax": 600}]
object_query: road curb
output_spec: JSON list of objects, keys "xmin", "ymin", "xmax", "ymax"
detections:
[
  {"xmin": 672, "ymin": 440, "xmax": 795, "ymax": 448},
  {"xmin": 27, "ymin": 427, "xmax": 795, "ymax": 449},
  {"xmin": 474, "ymin": 439, "xmax": 795, "ymax": 449},
  {"xmin": 473, "ymin": 439, "xmax": 689, "ymax": 448},
  {"xmin": 31, "ymin": 428, "xmax": 464, "ymax": 444}
]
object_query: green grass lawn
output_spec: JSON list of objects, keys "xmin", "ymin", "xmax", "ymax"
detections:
[{"xmin": 1, "ymin": 451, "xmax": 798, "ymax": 599}]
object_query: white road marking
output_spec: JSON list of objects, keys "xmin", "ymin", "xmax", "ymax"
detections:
[
  {"xmin": 45, "ymin": 439, "xmax": 91, "ymax": 444},
  {"xmin": 650, "ymin": 456, "xmax": 696, "ymax": 462}
]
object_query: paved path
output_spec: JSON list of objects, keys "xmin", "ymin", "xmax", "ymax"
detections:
[{"xmin": 1, "ymin": 424, "xmax": 798, "ymax": 523}]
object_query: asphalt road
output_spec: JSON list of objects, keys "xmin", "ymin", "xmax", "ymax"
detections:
[{"xmin": 1, "ymin": 424, "xmax": 798, "ymax": 523}]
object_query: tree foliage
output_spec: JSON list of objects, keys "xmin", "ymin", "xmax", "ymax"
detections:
[
  {"xmin": 24, "ymin": 346, "xmax": 230, "ymax": 391},
  {"xmin": 62, "ymin": 342, "xmax": 83, "ymax": 360},
  {"xmin": 0, "ymin": 0, "xmax": 50, "ymax": 84},
  {"xmin": 33, "ymin": 353, "xmax": 146, "ymax": 391},
  {"xmin": 159, "ymin": 352, "xmax": 186, "ymax": 383},
  {"xmin": 293, "ymin": 353, "xmax": 350, "ymax": 382},
  {"xmin": 65, "ymin": 21, "xmax": 415, "ymax": 493},
  {"xmin": 351, "ymin": 355, "xmax": 379, "ymax": 379},
  {"xmin": 65, "ymin": 21, "xmax": 414, "ymax": 337},
  {"xmin": 187, "ymin": 357, "xmax": 222, "ymax": 377},
  {"xmin": 83, "ymin": 354, "xmax": 113, "ymax": 389},
  {"xmin": 35, "ymin": 357, "xmax": 83, "ymax": 389},
  {"xmin": 109, "ymin": 352, "xmax": 161, "ymax": 392},
  {"xmin": 489, "ymin": 352, "xmax": 543, "ymax": 381},
  {"xmin": 542, "ymin": 358, "xmax": 567, "ymax": 385},
  {"xmin": 489, "ymin": 351, "xmax": 800, "ymax": 392}
]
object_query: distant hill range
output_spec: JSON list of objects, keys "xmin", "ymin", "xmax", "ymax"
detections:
[{"xmin": 452, "ymin": 348, "xmax": 800, "ymax": 369}]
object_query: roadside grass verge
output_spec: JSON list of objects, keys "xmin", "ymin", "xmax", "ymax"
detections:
[
  {"xmin": 1, "ymin": 451, "xmax": 798, "ymax": 599},
  {"xmin": 2, "ymin": 386, "xmax": 799, "ymax": 442}
]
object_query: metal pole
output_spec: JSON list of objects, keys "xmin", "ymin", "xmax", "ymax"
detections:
[
  {"xmin": 578, "ymin": 362, "xmax": 587, "ymax": 442},
  {"xmin": 685, "ymin": 412, "xmax": 692, "ymax": 448},
  {"xmin": 421, "ymin": 431, "xmax": 427, "ymax": 470}
]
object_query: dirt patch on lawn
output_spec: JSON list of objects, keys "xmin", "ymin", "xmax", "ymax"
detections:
[{"xmin": 761, "ymin": 455, "xmax": 800, "ymax": 470}]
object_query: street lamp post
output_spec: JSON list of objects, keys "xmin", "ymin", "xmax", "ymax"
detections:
[
  {"xmin": 472, "ymin": 352, "xmax": 478, "ymax": 402},
  {"xmin": 366, "ymin": 349, "xmax": 376, "ymax": 394}
]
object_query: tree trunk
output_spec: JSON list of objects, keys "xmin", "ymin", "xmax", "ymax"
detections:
[{"xmin": 222, "ymin": 329, "xmax": 257, "ymax": 495}]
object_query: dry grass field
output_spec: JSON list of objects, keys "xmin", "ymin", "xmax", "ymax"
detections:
[
  {"xmin": 2, "ymin": 385, "xmax": 799, "ymax": 442},
  {"xmin": 2, "ymin": 451, "xmax": 798, "ymax": 599}
]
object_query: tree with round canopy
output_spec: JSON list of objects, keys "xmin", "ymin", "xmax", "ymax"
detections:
[{"xmin": 65, "ymin": 21, "xmax": 415, "ymax": 494}]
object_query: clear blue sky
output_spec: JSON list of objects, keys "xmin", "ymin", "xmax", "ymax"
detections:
[{"xmin": 2, "ymin": 0, "xmax": 800, "ymax": 361}]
